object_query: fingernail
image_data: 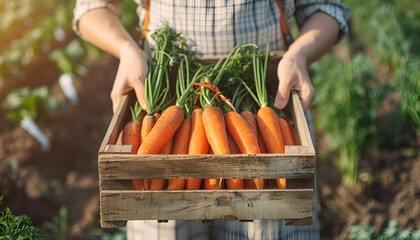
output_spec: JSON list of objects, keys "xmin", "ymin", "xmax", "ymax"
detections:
[{"xmin": 276, "ymin": 99, "xmax": 284, "ymax": 108}]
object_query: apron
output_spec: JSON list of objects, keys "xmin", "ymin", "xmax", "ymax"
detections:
[{"xmin": 135, "ymin": 0, "xmax": 293, "ymax": 57}]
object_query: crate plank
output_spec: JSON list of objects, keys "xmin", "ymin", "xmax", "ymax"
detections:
[
  {"xmin": 289, "ymin": 91, "xmax": 315, "ymax": 153},
  {"xmin": 100, "ymin": 189, "xmax": 313, "ymax": 226},
  {"xmin": 99, "ymin": 154, "xmax": 314, "ymax": 180},
  {"xmin": 99, "ymin": 93, "xmax": 134, "ymax": 153},
  {"xmin": 285, "ymin": 217, "xmax": 313, "ymax": 226}
]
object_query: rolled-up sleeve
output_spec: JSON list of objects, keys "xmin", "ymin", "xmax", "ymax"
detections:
[
  {"xmin": 294, "ymin": 0, "xmax": 351, "ymax": 43},
  {"xmin": 73, "ymin": 0, "xmax": 122, "ymax": 39}
]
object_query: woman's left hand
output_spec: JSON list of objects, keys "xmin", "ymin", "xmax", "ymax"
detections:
[{"xmin": 275, "ymin": 49, "xmax": 314, "ymax": 112}]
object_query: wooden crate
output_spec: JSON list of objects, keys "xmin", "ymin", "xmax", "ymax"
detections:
[{"xmin": 98, "ymin": 54, "xmax": 316, "ymax": 228}]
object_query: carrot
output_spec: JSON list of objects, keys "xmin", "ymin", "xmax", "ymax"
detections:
[
  {"xmin": 186, "ymin": 108, "xmax": 208, "ymax": 190},
  {"xmin": 138, "ymin": 105, "xmax": 184, "ymax": 154},
  {"xmin": 122, "ymin": 122, "xmax": 141, "ymax": 154},
  {"xmin": 146, "ymin": 136, "xmax": 173, "ymax": 190},
  {"xmin": 202, "ymin": 106, "xmax": 229, "ymax": 155},
  {"xmin": 286, "ymin": 118, "xmax": 300, "ymax": 145},
  {"xmin": 244, "ymin": 179, "xmax": 254, "ymax": 189},
  {"xmin": 278, "ymin": 117, "xmax": 294, "ymax": 146},
  {"xmin": 133, "ymin": 109, "xmax": 156, "ymax": 189},
  {"xmin": 204, "ymin": 178, "xmax": 224, "ymax": 190},
  {"xmin": 257, "ymin": 107, "xmax": 285, "ymax": 154},
  {"xmin": 188, "ymin": 108, "xmax": 209, "ymax": 155},
  {"xmin": 167, "ymin": 119, "xmax": 191, "ymax": 190},
  {"xmin": 225, "ymin": 111, "xmax": 260, "ymax": 154},
  {"xmin": 240, "ymin": 111, "xmax": 258, "ymax": 138},
  {"xmin": 140, "ymin": 115, "xmax": 156, "ymax": 145},
  {"xmin": 226, "ymin": 132, "xmax": 244, "ymax": 189},
  {"xmin": 255, "ymin": 114, "xmax": 268, "ymax": 153},
  {"xmin": 122, "ymin": 103, "xmax": 142, "ymax": 154},
  {"xmin": 201, "ymin": 107, "xmax": 228, "ymax": 190},
  {"xmin": 277, "ymin": 178, "xmax": 286, "ymax": 189},
  {"xmin": 227, "ymin": 132, "xmax": 241, "ymax": 154}
]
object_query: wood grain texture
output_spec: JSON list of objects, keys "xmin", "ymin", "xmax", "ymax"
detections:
[
  {"xmin": 100, "ymin": 189, "xmax": 313, "ymax": 226},
  {"xmin": 289, "ymin": 91, "xmax": 315, "ymax": 153},
  {"xmin": 99, "ymin": 153, "xmax": 315, "ymax": 180},
  {"xmin": 99, "ymin": 92, "xmax": 134, "ymax": 153}
]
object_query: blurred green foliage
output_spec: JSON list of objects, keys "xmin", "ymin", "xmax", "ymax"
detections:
[
  {"xmin": 311, "ymin": 0, "xmax": 420, "ymax": 185},
  {"xmin": 311, "ymin": 54, "xmax": 387, "ymax": 186},
  {"xmin": 343, "ymin": 0, "xmax": 420, "ymax": 131},
  {"xmin": 0, "ymin": 196, "xmax": 45, "ymax": 239},
  {"xmin": 349, "ymin": 220, "xmax": 420, "ymax": 240},
  {"xmin": 2, "ymin": 86, "xmax": 66, "ymax": 124}
]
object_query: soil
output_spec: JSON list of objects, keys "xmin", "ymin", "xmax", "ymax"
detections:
[{"xmin": 1, "ymin": 53, "xmax": 419, "ymax": 239}]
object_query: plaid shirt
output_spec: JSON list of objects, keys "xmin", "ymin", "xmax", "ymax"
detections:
[{"xmin": 73, "ymin": 0, "xmax": 350, "ymax": 57}]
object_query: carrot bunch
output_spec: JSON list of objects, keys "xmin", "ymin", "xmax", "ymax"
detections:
[{"xmin": 118, "ymin": 33, "xmax": 301, "ymax": 191}]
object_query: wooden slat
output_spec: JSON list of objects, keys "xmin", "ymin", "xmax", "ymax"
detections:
[
  {"xmin": 290, "ymin": 91, "xmax": 315, "ymax": 153},
  {"xmin": 101, "ymin": 221, "xmax": 127, "ymax": 228},
  {"xmin": 99, "ymin": 153, "xmax": 314, "ymax": 180},
  {"xmin": 100, "ymin": 189, "xmax": 313, "ymax": 226},
  {"xmin": 98, "ymin": 92, "xmax": 134, "ymax": 153},
  {"xmin": 285, "ymin": 217, "xmax": 313, "ymax": 226},
  {"xmin": 100, "ymin": 179, "xmax": 132, "ymax": 191},
  {"xmin": 102, "ymin": 144, "xmax": 132, "ymax": 154},
  {"xmin": 286, "ymin": 178, "xmax": 314, "ymax": 189}
]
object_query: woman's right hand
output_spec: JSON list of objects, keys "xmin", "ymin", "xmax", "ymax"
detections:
[{"xmin": 110, "ymin": 42, "xmax": 149, "ymax": 113}]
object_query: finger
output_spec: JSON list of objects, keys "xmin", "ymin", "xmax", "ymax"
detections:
[
  {"xmin": 299, "ymin": 85, "xmax": 315, "ymax": 113},
  {"xmin": 132, "ymin": 79, "xmax": 147, "ymax": 111},
  {"xmin": 297, "ymin": 75, "xmax": 315, "ymax": 112},
  {"xmin": 111, "ymin": 91, "xmax": 122, "ymax": 114},
  {"xmin": 111, "ymin": 70, "xmax": 128, "ymax": 114},
  {"xmin": 275, "ymin": 66, "xmax": 294, "ymax": 110}
]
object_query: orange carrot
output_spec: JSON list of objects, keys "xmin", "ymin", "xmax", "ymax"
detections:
[
  {"xmin": 146, "ymin": 136, "xmax": 173, "ymax": 190},
  {"xmin": 257, "ymin": 107, "xmax": 285, "ymax": 154},
  {"xmin": 186, "ymin": 108, "xmax": 209, "ymax": 190},
  {"xmin": 133, "ymin": 114, "xmax": 156, "ymax": 190},
  {"xmin": 138, "ymin": 105, "xmax": 184, "ymax": 154},
  {"xmin": 240, "ymin": 111, "xmax": 258, "ymax": 138},
  {"xmin": 244, "ymin": 179, "xmax": 254, "ymax": 189},
  {"xmin": 225, "ymin": 111, "xmax": 260, "ymax": 154},
  {"xmin": 227, "ymin": 132, "xmax": 241, "ymax": 154},
  {"xmin": 277, "ymin": 178, "xmax": 286, "ymax": 189},
  {"xmin": 204, "ymin": 178, "xmax": 225, "ymax": 190},
  {"xmin": 276, "ymin": 117, "xmax": 295, "ymax": 189},
  {"xmin": 123, "ymin": 102, "xmax": 142, "ymax": 154},
  {"xmin": 255, "ymin": 114, "xmax": 268, "ymax": 153},
  {"xmin": 278, "ymin": 117, "xmax": 294, "ymax": 146},
  {"xmin": 201, "ymin": 106, "xmax": 229, "ymax": 190},
  {"xmin": 167, "ymin": 119, "xmax": 191, "ymax": 190},
  {"xmin": 202, "ymin": 106, "xmax": 229, "ymax": 155},
  {"xmin": 154, "ymin": 112, "xmax": 161, "ymax": 121},
  {"xmin": 286, "ymin": 118, "xmax": 300, "ymax": 145},
  {"xmin": 226, "ymin": 132, "xmax": 244, "ymax": 189},
  {"xmin": 122, "ymin": 121, "xmax": 141, "ymax": 154},
  {"xmin": 140, "ymin": 115, "xmax": 156, "ymax": 145},
  {"xmin": 226, "ymin": 111, "xmax": 266, "ymax": 189}
]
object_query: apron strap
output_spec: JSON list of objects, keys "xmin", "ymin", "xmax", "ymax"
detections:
[
  {"xmin": 275, "ymin": 0, "xmax": 292, "ymax": 49},
  {"xmin": 140, "ymin": 0, "xmax": 150, "ymax": 40}
]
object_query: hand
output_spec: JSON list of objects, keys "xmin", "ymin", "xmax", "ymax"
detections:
[
  {"xmin": 110, "ymin": 43, "xmax": 148, "ymax": 113},
  {"xmin": 275, "ymin": 50, "xmax": 314, "ymax": 112}
]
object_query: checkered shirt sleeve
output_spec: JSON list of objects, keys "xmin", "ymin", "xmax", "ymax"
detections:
[{"xmin": 294, "ymin": 0, "xmax": 351, "ymax": 42}]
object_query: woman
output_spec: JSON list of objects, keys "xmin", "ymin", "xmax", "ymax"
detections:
[{"xmin": 73, "ymin": 0, "xmax": 350, "ymax": 239}]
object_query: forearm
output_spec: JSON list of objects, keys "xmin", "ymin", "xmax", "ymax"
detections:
[
  {"xmin": 78, "ymin": 8, "xmax": 140, "ymax": 58},
  {"xmin": 286, "ymin": 11, "xmax": 339, "ymax": 65}
]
